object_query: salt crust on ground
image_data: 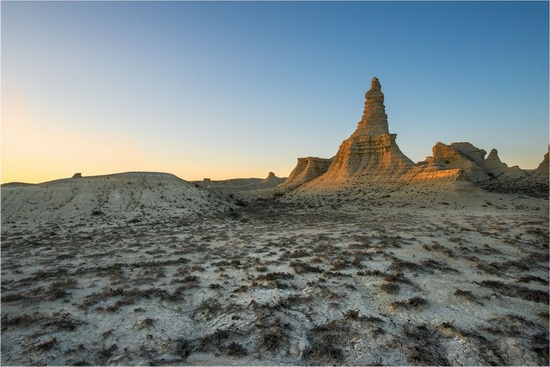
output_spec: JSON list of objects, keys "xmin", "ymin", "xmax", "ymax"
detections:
[{"xmin": 1, "ymin": 186, "xmax": 548, "ymax": 366}]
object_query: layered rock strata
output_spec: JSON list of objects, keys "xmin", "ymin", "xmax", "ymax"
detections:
[
  {"xmin": 279, "ymin": 157, "xmax": 333, "ymax": 189},
  {"xmin": 281, "ymin": 77, "xmax": 547, "ymax": 197},
  {"xmin": 306, "ymin": 77, "xmax": 414, "ymax": 186},
  {"xmin": 420, "ymin": 142, "xmax": 491, "ymax": 183}
]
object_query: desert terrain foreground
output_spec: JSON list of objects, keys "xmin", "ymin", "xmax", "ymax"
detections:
[
  {"xmin": 1, "ymin": 181, "xmax": 548, "ymax": 366},
  {"xmin": 2, "ymin": 77, "xmax": 548, "ymax": 365}
]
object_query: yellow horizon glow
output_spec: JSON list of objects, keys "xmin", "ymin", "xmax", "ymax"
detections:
[
  {"xmin": 1, "ymin": 90, "xmax": 292, "ymax": 184},
  {"xmin": 2, "ymin": 89, "xmax": 543, "ymax": 185}
]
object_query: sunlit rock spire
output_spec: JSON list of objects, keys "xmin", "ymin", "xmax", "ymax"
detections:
[
  {"xmin": 354, "ymin": 77, "xmax": 390, "ymax": 137},
  {"xmin": 303, "ymin": 77, "xmax": 414, "ymax": 184}
]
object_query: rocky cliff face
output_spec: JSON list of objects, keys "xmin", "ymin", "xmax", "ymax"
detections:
[
  {"xmin": 536, "ymin": 152, "xmax": 549, "ymax": 172},
  {"xmin": 305, "ymin": 77, "xmax": 414, "ymax": 186},
  {"xmin": 279, "ymin": 157, "xmax": 333, "ymax": 189},
  {"xmin": 281, "ymin": 77, "xmax": 547, "ymax": 197},
  {"xmin": 418, "ymin": 142, "xmax": 490, "ymax": 183},
  {"xmin": 484, "ymin": 149, "xmax": 509, "ymax": 177}
]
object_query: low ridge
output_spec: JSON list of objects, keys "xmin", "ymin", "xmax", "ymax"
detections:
[{"xmin": 1, "ymin": 172, "xmax": 235, "ymax": 230}]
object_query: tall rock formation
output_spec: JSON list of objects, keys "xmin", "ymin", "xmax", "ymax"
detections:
[
  {"xmin": 282, "ymin": 77, "xmax": 547, "ymax": 196},
  {"xmin": 307, "ymin": 77, "xmax": 414, "ymax": 186}
]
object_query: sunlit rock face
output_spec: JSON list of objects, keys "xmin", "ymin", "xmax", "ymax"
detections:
[
  {"xmin": 307, "ymin": 77, "xmax": 414, "ymax": 186},
  {"xmin": 354, "ymin": 77, "xmax": 390, "ymax": 137},
  {"xmin": 283, "ymin": 77, "xmax": 547, "ymax": 196},
  {"xmin": 428, "ymin": 142, "xmax": 490, "ymax": 183},
  {"xmin": 279, "ymin": 157, "xmax": 333, "ymax": 189}
]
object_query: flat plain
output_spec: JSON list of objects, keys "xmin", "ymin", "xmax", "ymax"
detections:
[{"xmin": 1, "ymin": 185, "xmax": 548, "ymax": 366}]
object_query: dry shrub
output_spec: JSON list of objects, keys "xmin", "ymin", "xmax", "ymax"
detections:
[
  {"xmin": 302, "ymin": 320, "xmax": 350, "ymax": 365},
  {"xmin": 381, "ymin": 282, "xmax": 400, "ymax": 294},
  {"xmin": 257, "ymin": 272, "xmax": 294, "ymax": 281},
  {"xmin": 477, "ymin": 280, "xmax": 549, "ymax": 305},
  {"xmin": 29, "ymin": 337, "xmax": 58, "ymax": 352},
  {"xmin": 224, "ymin": 342, "xmax": 248, "ymax": 357},
  {"xmin": 290, "ymin": 261, "xmax": 323, "ymax": 274},
  {"xmin": 390, "ymin": 296, "xmax": 428, "ymax": 310},
  {"xmin": 403, "ymin": 325, "xmax": 449, "ymax": 366},
  {"xmin": 454, "ymin": 289, "xmax": 483, "ymax": 305}
]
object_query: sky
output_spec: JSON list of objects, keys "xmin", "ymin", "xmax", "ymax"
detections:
[{"xmin": 2, "ymin": 1, "xmax": 549, "ymax": 183}]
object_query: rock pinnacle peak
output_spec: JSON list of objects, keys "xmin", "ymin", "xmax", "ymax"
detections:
[
  {"xmin": 370, "ymin": 77, "xmax": 381, "ymax": 91},
  {"xmin": 354, "ymin": 77, "xmax": 389, "ymax": 136}
]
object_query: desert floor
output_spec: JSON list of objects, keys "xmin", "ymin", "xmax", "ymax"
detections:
[{"xmin": 1, "ymin": 193, "xmax": 549, "ymax": 366}]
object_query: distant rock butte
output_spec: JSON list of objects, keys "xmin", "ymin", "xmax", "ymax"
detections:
[
  {"xmin": 281, "ymin": 77, "xmax": 548, "ymax": 197},
  {"xmin": 279, "ymin": 157, "xmax": 333, "ymax": 188},
  {"xmin": 194, "ymin": 172, "xmax": 286, "ymax": 192},
  {"xmin": 537, "ymin": 152, "xmax": 549, "ymax": 172}
]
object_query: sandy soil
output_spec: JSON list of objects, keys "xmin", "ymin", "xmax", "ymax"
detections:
[{"xmin": 1, "ymin": 189, "xmax": 548, "ymax": 366}]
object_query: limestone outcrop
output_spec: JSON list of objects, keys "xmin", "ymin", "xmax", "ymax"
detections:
[
  {"xmin": 278, "ymin": 157, "xmax": 333, "ymax": 189},
  {"xmin": 536, "ymin": 152, "xmax": 549, "ymax": 172},
  {"xmin": 484, "ymin": 149, "xmax": 509, "ymax": 177},
  {"xmin": 423, "ymin": 142, "xmax": 490, "ymax": 183},
  {"xmin": 278, "ymin": 76, "xmax": 547, "ymax": 196},
  {"xmin": 480, "ymin": 152, "xmax": 549, "ymax": 197},
  {"xmin": 304, "ymin": 77, "xmax": 414, "ymax": 186}
]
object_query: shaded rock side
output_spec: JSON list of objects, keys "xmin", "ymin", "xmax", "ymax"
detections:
[
  {"xmin": 536, "ymin": 152, "xmax": 549, "ymax": 172},
  {"xmin": 278, "ymin": 157, "xmax": 333, "ymax": 189},
  {"xmin": 484, "ymin": 149, "xmax": 509, "ymax": 177},
  {"xmin": 480, "ymin": 152, "xmax": 549, "ymax": 198},
  {"xmin": 305, "ymin": 77, "xmax": 414, "ymax": 186}
]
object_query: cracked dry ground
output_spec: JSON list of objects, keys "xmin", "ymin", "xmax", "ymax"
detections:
[{"xmin": 1, "ymin": 202, "xmax": 548, "ymax": 365}]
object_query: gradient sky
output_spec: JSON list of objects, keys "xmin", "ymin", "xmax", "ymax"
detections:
[{"xmin": 2, "ymin": 1, "xmax": 549, "ymax": 183}]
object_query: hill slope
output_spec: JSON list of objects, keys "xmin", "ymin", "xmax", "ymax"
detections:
[{"xmin": 1, "ymin": 172, "xmax": 234, "ymax": 230}]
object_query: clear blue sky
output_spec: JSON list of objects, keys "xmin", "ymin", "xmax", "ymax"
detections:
[{"xmin": 2, "ymin": 1, "xmax": 548, "ymax": 183}]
